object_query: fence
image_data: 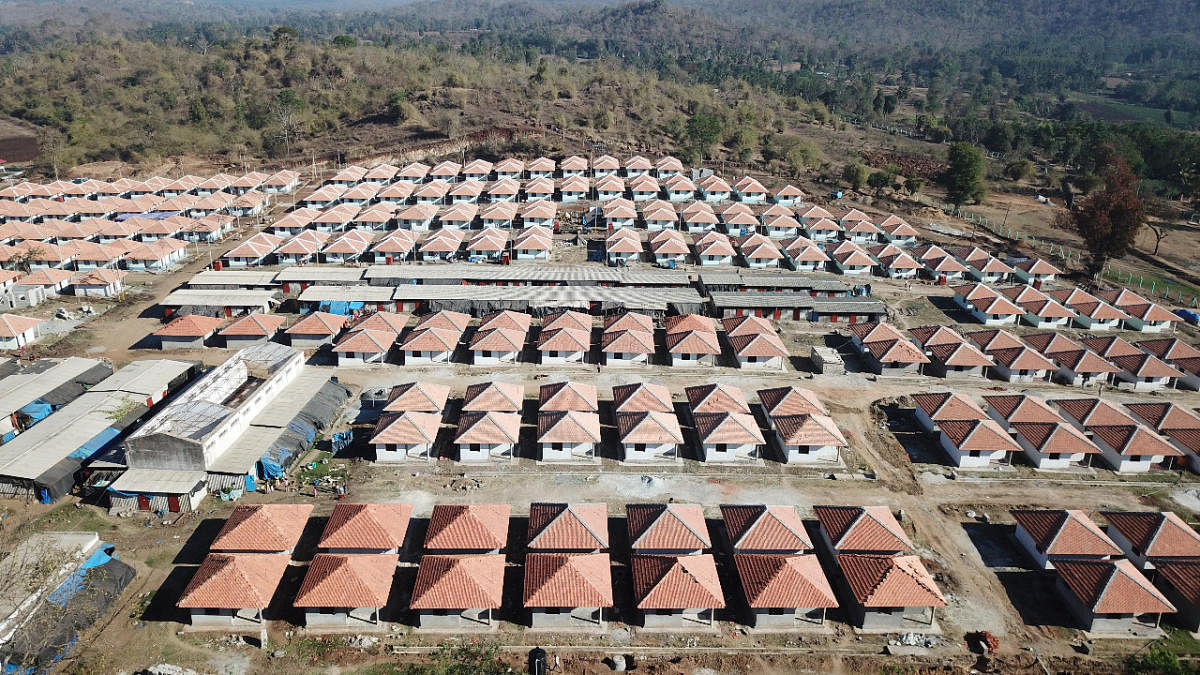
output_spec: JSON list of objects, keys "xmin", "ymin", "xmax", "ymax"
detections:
[{"xmin": 935, "ymin": 202, "xmax": 1200, "ymax": 308}]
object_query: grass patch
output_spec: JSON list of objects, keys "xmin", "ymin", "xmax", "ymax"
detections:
[
  {"xmin": 295, "ymin": 451, "xmax": 342, "ymax": 484},
  {"xmin": 1160, "ymin": 625, "xmax": 1200, "ymax": 656},
  {"xmin": 288, "ymin": 635, "xmax": 345, "ymax": 660}
]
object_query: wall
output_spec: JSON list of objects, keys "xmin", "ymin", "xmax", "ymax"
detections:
[
  {"xmin": 529, "ymin": 607, "xmax": 604, "ymax": 629},
  {"xmin": 375, "ymin": 442, "xmax": 433, "ymax": 462},
  {"xmin": 416, "ymin": 608, "xmax": 493, "ymax": 630},
  {"xmin": 539, "ymin": 441, "xmax": 596, "ymax": 462},
  {"xmin": 622, "ymin": 442, "xmax": 679, "ymax": 463}
]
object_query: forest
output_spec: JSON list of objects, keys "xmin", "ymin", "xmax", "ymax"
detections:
[{"xmin": 0, "ymin": 0, "xmax": 1197, "ymax": 196}]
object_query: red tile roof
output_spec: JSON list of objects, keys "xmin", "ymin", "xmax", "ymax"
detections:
[
  {"xmin": 1009, "ymin": 422, "xmax": 1101, "ymax": 456},
  {"xmin": 813, "ymin": 505, "xmax": 912, "ymax": 552},
  {"xmin": 627, "ymin": 503, "xmax": 710, "ymax": 551},
  {"xmin": 665, "ymin": 329, "xmax": 721, "ymax": 355},
  {"xmin": 665, "ymin": 313, "xmax": 717, "ymax": 334},
  {"xmin": 415, "ymin": 310, "xmax": 471, "ymax": 332},
  {"xmin": 333, "ymin": 328, "xmax": 395, "ymax": 354},
  {"xmin": 536, "ymin": 327, "xmax": 591, "ymax": 353},
  {"xmin": 294, "ymin": 553, "xmax": 398, "ymax": 608},
  {"xmin": 1155, "ymin": 560, "xmax": 1200, "ymax": 604},
  {"xmin": 1125, "ymin": 403, "xmax": 1200, "ymax": 432},
  {"xmin": 837, "ymin": 554, "xmax": 946, "ymax": 608},
  {"xmin": 1109, "ymin": 353, "xmax": 1184, "ymax": 379},
  {"xmin": 537, "ymin": 410, "xmax": 602, "ymax": 443},
  {"xmin": 1102, "ymin": 511, "xmax": 1200, "ymax": 559},
  {"xmin": 424, "ymin": 504, "xmax": 511, "ymax": 550},
  {"xmin": 982, "ymin": 394, "xmax": 1064, "ymax": 424},
  {"xmin": 631, "ymin": 554, "xmax": 725, "ymax": 609},
  {"xmin": 735, "ymin": 553, "xmax": 836, "ymax": 609},
  {"xmin": 541, "ymin": 310, "xmax": 592, "ymax": 333},
  {"xmin": 616, "ymin": 410, "xmax": 684, "ymax": 444},
  {"xmin": 286, "ymin": 311, "xmax": 347, "ymax": 336},
  {"xmin": 757, "ymin": 386, "xmax": 827, "ymax": 416},
  {"xmin": 211, "ymin": 504, "xmax": 313, "ymax": 552},
  {"xmin": 409, "ymin": 554, "xmax": 505, "ymax": 609},
  {"xmin": 523, "ymin": 552, "xmax": 613, "ymax": 608},
  {"xmin": 351, "ymin": 312, "xmax": 409, "ymax": 334},
  {"xmin": 910, "ymin": 392, "xmax": 988, "ymax": 423},
  {"xmin": 771, "ymin": 413, "xmax": 847, "ymax": 447},
  {"xmin": 927, "ymin": 342, "xmax": 995, "ymax": 367},
  {"xmin": 1088, "ymin": 424, "xmax": 1182, "ymax": 457},
  {"xmin": 319, "ymin": 503, "xmax": 412, "ymax": 551},
  {"xmin": 1052, "ymin": 398, "xmax": 1137, "ymax": 427},
  {"xmin": 370, "ymin": 411, "xmax": 441, "ymax": 445},
  {"xmin": 453, "ymin": 410, "xmax": 521, "ymax": 444},
  {"xmin": 178, "ymin": 553, "xmax": 290, "ymax": 609},
  {"xmin": 721, "ymin": 504, "xmax": 812, "ymax": 551},
  {"xmin": 399, "ymin": 326, "xmax": 460, "ymax": 352},
  {"xmin": 600, "ymin": 329, "xmax": 656, "ymax": 354},
  {"xmin": 685, "ymin": 383, "xmax": 750, "ymax": 414},
  {"xmin": 527, "ymin": 503, "xmax": 608, "ymax": 550},
  {"xmin": 154, "ymin": 314, "xmax": 222, "ymax": 338},
  {"xmin": 383, "ymin": 382, "xmax": 451, "ymax": 413},
  {"xmin": 538, "ymin": 381, "xmax": 598, "ymax": 412},
  {"xmin": 1010, "ymin": 509, "xmax": 1121, "ymax": 557},
  {"xmin": 219, "ymin": 313, "xmax": 286, "ymax": 337},
  {"xmin": 462, "ymin": 381, "xmax": 524, "ymax": 412},
  {"xmin": 612, "ymin": 382, "xmax": 673, "ymax": 413},
  {"xmin": 729, "ymin": 332, "xmax": 789, "ymax": 358},
  {"xmin": 694, "ymin": 412, "xmax": 765, "ymax": 445},
  {"xmin": 1055, "ymin": 559, "xmax": 1174, "ymax": 614}
]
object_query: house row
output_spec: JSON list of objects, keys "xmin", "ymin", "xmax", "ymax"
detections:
[
  {"xmin": 177, "ymin": 501, "xmax": 944, "ymax": 633},
  {"xmin": 1008, "ymin": 508, "xmax": 1199, "ymax": 633},
  {"xmin": 952, "ymin": 282, "xmax": 1178, "ymax": 332},
  {"xmin": 370, "ymin": 379, "xmax": 844, "ymax": 466},
  {"xmin": 910, "ymin": 391, "xmax": 1186, "ymax": 472},
  {"xmin": 0, "ymin": 171, "xmax": 300, "ymax": 204},
  {"xmin": 0, "ymin": 236, "xmax": 192, "ymax": 273}
]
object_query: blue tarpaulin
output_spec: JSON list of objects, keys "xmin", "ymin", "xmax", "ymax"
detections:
[
  {"xmin": 348, "ymin": 301, "xmax": 364, "ymax": 310},
  {"xmin": 244, "ymin": 474, "xmax": 256, "ymax": 492},
  {"xmin": 47, "ymin": 546, "xmax": 117, "ymax": 607},
  {"xmin": 115, "ymin": 211, "xmax": 179, "ymax": 221},
  {"xmin": 287, "ymin": 418, "xmax": 317, "ymax": 444},
  {"xmin": 328, "ymin": 301, "xmax": 349, "ymax": 315},
  {"xmin": 18, "ymin": 400, "xmax": 52, "ymax": 426},
  {"xmin": 68, "ymin": 427, "xmax": 121, "ymax": 460},
  {"xmin": 258, "ymin": 456, "xmax": 283, "ymax": 479}
]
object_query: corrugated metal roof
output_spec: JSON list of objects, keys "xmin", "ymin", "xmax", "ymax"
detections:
[{"xmin": 160, "ymin": 288, "xmax": 280, "ymax": 307}]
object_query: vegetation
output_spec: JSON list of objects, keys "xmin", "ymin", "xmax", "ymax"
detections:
[
  {"xmin": 359, "ymin": 642, "xmax": 506, "ymax": 675},
  {"xmin": 1055, "ymin": 146, "xmax": 1145, "ymax": 277},
  {"xmin": 942, "ymin": 142, "xmax": 987, "ymax": 206}
]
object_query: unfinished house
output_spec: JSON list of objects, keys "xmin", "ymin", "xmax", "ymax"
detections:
[
  {"xmin": 523, "ymin": 552, "xmax": 613, "ymax": 630},
  {"xmin": 734, "ymin": 553, "xmax": 838, "ymax": 629},
  {"xmin": 318, "ymin": 503, "xmax": 412, "ymax": 554},
  {"xmin": 409, "ymin": 554, "xmax": 505, "ymax": 630},
  {"xmin": 632, "ymin": 554, "xmax": 725, "ymax": 629},
  {"xmin": 1054, "ymin": 559, "xmax": 1174, "ymax": 633},
  {"xmin": 1101, "ymin": 510, "xmax": 1200, "ymax": 571},
  {"xmin": 178, "ymin": 553, "xmax": 290, "ymax": 628},
  {"xmin": 721, "ymin": 504, "xmax": 813, "ymax": 554},
  {"xmin": 370, "ymin": 411, "xmax": 442, "ymax": 462},
  {"xmin": 835, "ymin": 554, "xmax": 946, "ymax": 631},
  {"xmin": 294, "ymin": 553, "xmax": 398, "ymax": 628},
  {"xmin": 1010, "ymin": 509, "xmax": 1122, "ymax": 570}
]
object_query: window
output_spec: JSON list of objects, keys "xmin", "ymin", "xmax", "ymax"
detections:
[
  {"xmin": 548, "ymin": 350, "xmax": 559, "ymax": 358},
  {"xmin": 715, "ymin": 444, "xmax": 727, "ymax": 453},
  {"xmin": 544, "ymin": 607, "xmax": 562, "ymax": 614},
  {"xmin": 634, "ymin": 443, "xmax": 646, "ymax": 453},
  {"xmin": 1048, "ymin": 453, "xmax": 1060, "ymax": 460},
  {"xmin": 470, "ymin": 444, "xmax": 481, "ymax": 453},
  {"xmin": 552, "ymin": 443, "xmax": 563, "ymax": 451},
  {"xmin": 768, "ymin": 608, "xmax": 785, "ymax": 616},
  {"xmin": 655, "ymin": 609, "xmax": 672, "ymax": 616},
  {"xmin": 969, "ymin": 450, "xmax": 982, "ymax": 457}
]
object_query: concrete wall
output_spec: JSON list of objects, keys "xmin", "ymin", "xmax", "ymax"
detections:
[
  {"xmin": 304, "ymin": 607, "xmax": 379, "ymax": 628},
  {"xmin": 622, "ymin": 442, "xmax": 680, "ymax": 463},
  {"xmin": 738, "ymin": 355, "xmax": 785, "ymax": 370},
  {"xmin": 290, "ymin": 334, "xmax": 336, "ymax": 348},
  {"xmin": 1105, "ymin": 527, "xmax": 1152, "ymax": 570},
  {"xmin": 416, "ymin": 608, "xmax": 493, "ymax": 630},
  {"xmin": 938, "ymin": 434, "xmax": 1007, "ymax": 469},
  {"xmin": 160, "ymin": 335, "xmax": 206, "ymax": 350},
  {"xmin": 1056, "ymin": 576, "xmax": 1140, "ymax": 632},
  {"xmin": 606, "ymin": 352, "xmax": 650, "ymax": 367},
  {"xmin": 1113, "ymin": 373, "xmax": 1172, "ymax": 392},
  {"xmin": 472, "ymin": 350, "xmax": 518, "ymax": 366},
  {"xmin": 989, "ymin": 365, "xmax": 1049, "ymax": 383},
  {"xmin": 539, "ymin": 442, "xmax": 595, "ymax": 462},
  {"xmin": 1012, "ymin": 434, "xmax": 1088, "ymax": 470},
  {"xmin": 403, "ymin": 350, "xmax": 453, "ymax": 364},
  {"xmin": 529, "ymin": 607, "xmax": 604, "ymax": 629},
  {"xmin": 775, "ymin": 435, "xmax": 840, "ymax": 465},
  {"xmin": 337, "ymin": 351, "xmax": 387, "ymax": 366},
  {"xmin": 700, "ymin": 442, "xmax": 759, "ymax": 463},
  {"xmin": 1097, "ymin": 443, "xmax": 1159, "ymax": 474},
  {"xmin": 375, "ymin": 442, "xmax": 434, "ymax": 462},
  {"xmin": 640, "ymin": 608, "xmax": 714, "ymax": 628},
  {"xmin": 1158, "ymin": 579, "xmax": 1200, "ymax": 632},
  {"xmin": 541, "ymin": 350, "xmax": 585, "ymax": 365},
  {"xmin": 926, "ymin": 362, "xmax": 986, "ymax": 379},
  {"xmin": 1013, "ymin": 525, "xmax": 1054, "ymax": 570},
  {"xmin": 670, "ymin": 353, "xmax": 716, "ymax": 367},
  {"xmin": 225, "ymin": 335, "xmax": 274, "ymax": 349},
  {"xmin": 749, "ymin": 607, "xmax": 825, "ymax": 628},
  {"xmin": 190, "ymin": 608, "xmax": 264, "ymax": 627},
  {"xmin": 457, "ymin": 443, "xmax": 514, "ymax": 463}
]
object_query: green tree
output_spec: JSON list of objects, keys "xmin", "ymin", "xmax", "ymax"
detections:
[
  {"xmin": 331, "ymin": 35, "xmax": 357, "ymax": 49},
  {"xmin": 685, "ymin": 113, "xmax": 722, "ymax": 158},
  {"xmin": 1054, "ymin": 146, "xmax": 1144, "ymax": 278},
  {"xmin": 1004, "ymin": 159, "xmax": 1034, "ymax": 181},
  {"xmin": 842, "ymin": 162, "xmax": 869, "ymax": 191},
  {"xmin": 386, "ymin": 90, "xmax": 410, "ymax": 122},
  {"xmin": 867, "ymin": 171, "xmax": 891, "ymax": 194},
  {"xmin": 904, "ymin": 176, "xmax": 925, "ymax": 195},
  {"xmin": 943, "ymin": 142, "xmax": 987, "ymax": 206},
  {"xmin": 883, "ymin": 95, "xmax": 898, "ymax": 115},
  {"xmin": 271, "ymin": 26, "xmax": 298, "ymax": 47}
]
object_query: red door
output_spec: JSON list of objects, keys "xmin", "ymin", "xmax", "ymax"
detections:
[
  {"xmin": 224, "ymin": 307, "xmax": 232, "ymax": 317},
  {"xmin": 774, "ymin": 309, "xmax": 782, "ymax": 320},
  {"xmin": 137, "ymin": 495, "xmax": 151, "ymax": 510},
  {"xmin": 849, "ymin": 314, "xmax": 857, "ymax": 324},
  {"xmin": 830, "ymin": 314, "xmax": 838, "ymax": 323},
  {"xmin": 167, "ymin": 495, "xmax": 181, "ymax": 512}
]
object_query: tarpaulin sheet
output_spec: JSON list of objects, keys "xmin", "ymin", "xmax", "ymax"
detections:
[
  {"xmin": 18, "ymin": 400, "xmax": 52, "ymax": 426},
  {"xmin": 48, "ymin": 546, "xmax": 117, "ymax": 607},
  {"xmin": 68, "ymin": 427, "xmax": 121, "ymax": 460},
  {"xmin": 244, "ymin": 474, "xmax": 256, "ymax": 492}
]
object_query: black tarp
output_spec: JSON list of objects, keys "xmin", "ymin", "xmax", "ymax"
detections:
[{"xmin": 34, "ymin": 457, "xmax": 82, "ymax": 503}]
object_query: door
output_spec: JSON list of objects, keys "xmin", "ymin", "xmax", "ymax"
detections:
[
  {"xmin": 137, "ymin": 495, "xmax": 151, "ymax": 510},
  {"xmin": 849, "ymin": 314, "xmax": 857, "ymax": 324},
  {"xmin": 167, "ymin": 495, "xmax": 181, "ymax": 512}
]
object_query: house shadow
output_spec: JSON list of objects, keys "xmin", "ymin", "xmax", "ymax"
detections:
[
  {"xmin": 384, "ymin": 564, "xmax": 419, "ymax": 625},
  {"xmin": 173, "ymin": 518, "xmax": 226, "ymax": 565},
  {"xmin": 877, "ymin": 403, "xmax": 949, "ymax": 465},
  {"xmin": 290, "ymin": 516, "xmax": 329, "ymax": 563},
  {"xmin": 995, "ymin": 570, "xmax": 1074, "ymax": 628},
  {"xmin": 127, "ymin": 334, "xmax": 163, "ymax": 351},
  {"xmin": 961, "ymin": 522, "xmax": 1027, "ymax": 569},
  {"xmin": 673, "ymin": 401, "xmax": 700, "ymax": 462},
  {"xmin": 142, "ymin": 565, "xmax": 197, "ymax": 623},
  {"xmin": 266, "ymin": 561, "xmax": 308, "ymax": 625},
  {"xmin": 928, "ymin": 295, "xmax": 973, "ymax": 323}
]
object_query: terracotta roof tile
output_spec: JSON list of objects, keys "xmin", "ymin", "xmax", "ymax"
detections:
[
  {"xmin": 424, "ymin": 504, "xmax": 511, "ymax": 550},
  {"xmin": 154, "ymin": 314, "xmax": 222, "ymax": 338},
  {"xmin": 415, "ymin": 310, "xmax": 471, "ymax": 332},
  {"xmin": 910, "ymin": 392, "xmax": 987, "ymax": 423},
  {"xmin": 616, "ymin": 410, "xmax": 684, "ymax": 444},
  {"xmin": 603, "ymin": 312, "xmax": 654, "ymax": 333},
  {"xmin": 178, "ymin": 553, "xmax": 290, "ymax": 609},
  {"xmin": 410, "ymin": 554, "xmax": 504, "ymax": 609},
  {"xmin": 982, "ymin": 394, "xmax": 1064, "ymax": 424},
  {"xmin": 694, "ymin": 412, "xmax": 765, "ymax": 445},
  {"xmin": 1109, "ymin": 353, "xmax": 1184, "ymax": 379},
  {"xmin": 537, "ymin": 410, "xmax": 602, "ymax": 443},
  {"xmin": 721, "ymin": 504, "xmax": 812, "ymax": 551},
  {"xmin": 319, "ymin": 503, "xmax": 412, "ymax": 551},
  {"xmin": 1155, "ymin": 560, "xmax": 1200, "ymax": 604},
  {"xmin": 814, "ymin": 505, "xmax": 912, "ymax": 552},
  {"xmin": 908, "ymin": 325, "xmax": 967, "ymax": 348},
  {"xmin": 211, "ymin": 504, "xmax": 313, "ymax": 552},
  {"xmin": 219, "ymin": 313, "xmax": 286, "ymax": 337},
  {"xmin": 399, "ymin": 327, "xmax": 461, "ymax": 352},
  {"xmin": 964, "ymin": 328, "xmax": 1025, "ymax": 352},
  {"xmin": 1088, "ymin": 425, "xmax": 1182, "ymax": 457},
  {"xmin": 757, "ymin": 386, "xmax": 827, "ymax": 416},
  {"xmin": 523, "ymin": 552, "xmax": 613, "ymax": 607},
  {"xmin": 1010, "ymin": 509, "xmax": 1121, "ymax": 557},
  {"xmin": 686, "ymin": 383, "xmax": 750, "ymax": 414},
  {"xmin": 837, "ymin": 554, "xmax": 946, "ymax": 607},
  {"xmin": 468, "ymin": 327, "xmax": 527, "ymax": 352},
  {"xmin": 665, "ymin": 313, "xmax": 717, "ymax": 334},
  {"xmin": 600, "ymin": 329, "xmax": 656, "ymax": 354},
  {"xmin": 333, "ymin": 328, "xmax": 395, "ymax": 354},
  {"xmin": 453, "ymin": 410, "xmax": 521, "ymax": 445},
  {"xmin": 1053, "ymin": 349, "xmax": 1121, "ymax": 374},
  {"xmin": 294, "ymin": 553, "xmax": 398, "ymax": 608},
  {"xmin": 729, "ymin": 332, "xmax": 788, "ymax": 358},
  {"xmin": 631, "ymin": 554, "xmax": 725, "ymax": 609},
  {"xmin": 1008, "ymin": 422, "xmax": 1101, "ymax": 455},
  {"xmin": 1125, "ymin": 403, "xmax": 1200, "ymax": 432},
  {"xmin": 478, "ymin": 310, "xmax": 532, "ymax": 332},
  {"xmin": 1052, "ymin": 398, "xmax": 1137, "ymax": 427},
  {"xmin": 369, "ymin": 411, "xmax": 442, "ymax": 445},
  {"xmin": 771, "ymin": 413, "xmax": 847, "ymax": 447},
  {"xmin": 627, "ymin": 503, "xmax": 711, "ymax": 551},
  {"xmin": 462, "ymin": 381, "xmax": 524, "ymax": 412},
  {"xmin": 541, "ymin": 310, "xmax": 592, "ymax": 333},
  {"xmin": 351, "ymin": 312, "xmax": 409, "ymax": 334},
  {"xmin": 1080, "ymin": 335, "xmax": 1142, "ymax": 359},
  {"xmin": 286, "ymin": 311, "xmax": 347, "ymax": 336},
  {"xmin": 612, "ymin": 383, "xmax": 673, "ymax": 413},
  {"xmin": 537, "ymin": 381, "xmax": 598, "ymax": 412},
  {"xmin": 1137, "ymin": 338, "xmax": 1200, "ymax": 363},
  {"xmin": 383, "ymin": 382, "xmax": 450, "ymax": 413},
  {"xmin": 735, "ymin": 553, "xmax": 836, "ymax": 609},
  {"xmin": 1102, "ymin": 511, "xmax": 1200, "ymax": 559},
  {"xmin": 527, "ymin": 503, "xmax": 609, "ymax": 550},
  {"xmin": 1055, "ymin": 559, "xmax": 1174, "ymax": 614}
]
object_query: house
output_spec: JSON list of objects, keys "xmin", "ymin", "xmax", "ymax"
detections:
[
  {"xmin": 542, "ymin": 309, "xmax": 591, "ymax": 333},
  {"xmin": 424, "ymin": 503, "xmax": 510, "ymax": 554},
  {"xmin": 1012, "ymin": 258, "xmax": 1062, "ymax": 286},
  {"xmin": 1087, "ymin": 424, "xmax": 1183, "ymax": 473},
  {"xmin": 761, "ymin": 214, "xmax": 801, "ymax": 238},
  {"xmin": 395, "ymin": 204, "xmax": 438, "ymax": 231},
  {"xmin": 469, "ymin": 327, "xmax": 525, "ymax": 365},
  {"xmin": 666, "ymin": 329, "xmax": 721, "ymax": 367},
  {"xmin": 694, "ymin": 412, "xmax": 765, "ymax": 463},
  {"xmin": 224, "ymin": 232, "xmax": 283, "ymax": 267},
  {"xmin": 627, "ymin": 503, "xmax": 710, "ymax": 554},
  {"xmin": 219, "ymin": 313, "xmax": 286, "ymax": 348},
  {"xmin": 1102, "ymin": 511, "xmax": 1200, "ymax": 571},
  {"xmin": 873, "ymin": 249, "xmax": 922, "ymax": 279},
  {"xmin": 601, "ymin": 329, "xmax": 655, "ymax": 366},
  {"xmin": 1124, "ymin": 402, "xmax": 1200, "ymax": 470},
  {"xmin": 721, "ymin": 504, "xmax": 812, "ymax": 553},
  {"xmin": 813, "ymin": 505, "xmax": 912, "ymax": 555},
  {"xmin": 952, "ymin": 283, "xmax": 1023, "ymax": 325},
  {"xmin": 537, "ymin": 328, "xmax": 589, "ymax": 364},
  {"xmin": 294, "ymin": 553, "xmax": 398, "ymax": 628},
  {"xmin": 523, "ymin": 179, "xmax": 556, "ymax": 204},
  {"xmin": 624, "ymin": 155, "xmax": 653, "ymax": 177},
  {"xmin": 629, "ymin": 174, "xmax": 661, "ymax": 201},
  {"xmin": 985, "ymin": 345, "xmax": 1057, "ymax": 383},
  {"xmin": 803, "ymin": 217, "xmax": 842, "ymax": 242},
  {"xmin": 848, "ymin": 322, "xmax": 929, "ymax": 375},
  {"xmin": 177, "ymin": 553, "xmax": 290, "ymax": 628},
  {"xmin": 998, "ymin": 285, "xmax": 1076, "ymax": 328},
  {"xmin": 643, "ymin": 206, "xmax": 679, "ymax": 232},
  {"xmin": 527, "ymin": 503, "xmax": 608, "ymax": 552},
  {"xmin": 418, "ymin": 228, "xmax": 466, "ymax": 261},
  {"xmin": 695, "ymin": 232, "xmax": 735, "ymax": 265},
  {"xmin": 612, "ymin": 381, "xmax": 674, "ymax": 414},
  {"xmin": 154, "ymin": 314, "xmax": 222, "ymax": 350},
  {"xmin": 1009, "ymin": 422, "xmax": 1102, "ymax": 470},
  {"xmin": 734, "ymin": 176, "xmax": 768, "ymax": 203},
  {"xmin": 537, "ymin": 410, "xmax": 601, "ymax": 462},
  {"xmin": 907, "ymin": 325, "xmax": 993, "ymax": 378},
  {"xmin": 1153, "ymin": 561, "xmax": 1200, "ymax": 632},
  {"xmin": 591, "ymin": 154, "xmax": 620, "ymax": 177},
  {"xmin": 654, "ymin": 156, "xmax": 683, "ymax": 179},
  {"xmin": 528, "ymin": 157, "xmax": 556, "ymax": 179},
  {"xmin": 935, "ymin": 419, "xmax": 1023, "ymax": 469},
  {"xmin": 1010, "ymin": 509, "xmax": 1121, "ymax": 570},
  {"xmin": 605, "ymin": 230, "xmax": 642, "ymax": 266},
  {"xmin": 835, "ymin": 554, "xmax": 946, "ymax": 630},
  {"xmin": 1108, "ymin": 352, "xmax": 1183, "ymax": 392},
  {"xmin": 273, "ymin": 231, "xmax": 328, "ymax": 266},
  {"xmin": 462, "ymin": 159, "xmax": 493, "ymax": 182},
  {"xmin": 106, "ymin": 469, "xmax": 208, "ymax": 514},
  {"xmin": 631, "ymin": 554, "xmax": 725, "ymax": 628},
  {"xmin": 493, "ymin": 158, "xmax": 524, "ymax": 180},
  {"xmin": 559, "ymin": 176, "xmax": 589, "ymax": 202},
  {"xmin": 413, "ymin": 181, "xmax": 451, "ymax": 205},
  {"xmin": 524, "ymin": 552, "xmax": 613, "ymax": 629},
  {"xmin": 399, "ymin": 327, "xmax": 461, "ymax": 364},
  {"xmin": 18, "ymin": 268, "xmax": 72, "ymax": 296},
  {"xmin": 520, "ymin": 198, "xmax": 557, "ymax": 229},
  {"xmin": 844, "ymin": 220, "xmax": 883, "ymax": 244},
  {"xmin": 409, "ymin": 554, "xmax": 505, "ymax": 630},
  {"xmin": 332, "ymin": 329, "xmax": 395, "ymax": 365},
  {"xmin": 371, "ymin": 231, "xmax": 417, "ymax": 263},
  {"xmin": 1022, "ymin": 332, "xmax": 1119, "ymax": 386},
  {"xmin": 454, "ymin": 410, "xmax": 521, "ymax": 462},
  {"xmin": 1095, "ymin": 288, "xmax": 1179, "ymax": 332},
  {"xmin": 285, "ymin": 311, "xmax": 347, "ymax": 348},
  {"xmin": 909, "ymin": 391, "xmax": 989, "ymax": 432},
  {"xmin": 1136, "ymin": 338, "xmax": 1200, "ymax": 390},
  {"xmin": 371, "ymin": 411, "xmax": 442, "ymax": 462},
  {"xmin": 1046, "ymin": 287, "xmax": 1128, "ymax": 330},
  {"xmin": 464, "ymin": 229, "xmax": 508, "ymax": 261},
  {"xmin": 74, "ymin": 268, "xmax": 126, "ymax": 299},
  {"xmin": 772, "ymin": 184, "xmax": 804, "ymax": 205},
  {"xmin": 685, "ymin": 382, "xmax": 750, "ymax": 416},
  {"xmin": 767, "ymin": 412, "xmax": 847, "ymax": 464},
  {"xmin": 1054, "ymin": 559, "xmax": 1174, "ymax": 633},
  {"xmin": 650, "ymin": 231, "xmax": 690, "ymax": 267},
  {"xmin": 123, "ymin": 239, "xmax": 189, "ymax": 272},
  {"xmin": 698, "ymin": 175, "xmax": 732, "ymax": 202},
  {"xmin": 538, "ymin": 381, "xmax": 598, "ymax": 413},
  {"xmin": 211, "ymin": 503, "xmax": 313, "ymax": 554},
  {"xmin": 595, "ymin": 175, "xmax": 626, "ymax": 201},
  {"xmin": 734, "ymin": 553, "xmax": 838, "ymax": 628},
  {"xmin": 1052, "ymin": 397, "xmax": 1139, "ymax": 431},
  {"xmin": 729, "ymin": 332, "xmax": 788, "ymax": 370},
  {"xmin": 429, "ymin": 161, "xmax": 462, "ymax": 183},
  {"xmin": 737, "ymin": 235, "xmax": 783, "ymax": 269},
  {"xmin": 877, "ymin": 216, "xmax": 919, "ymax": 246},
  {"xmin": 398, "ymin": 162, "xmax": 431, "ymax": 183},
  {"xmin": 362, "ymin": 163, "xmax": 399, "ymax": 184},
  {"xmin": 318, "ymin": 503, "xmax": 412, "ymax": 554}
]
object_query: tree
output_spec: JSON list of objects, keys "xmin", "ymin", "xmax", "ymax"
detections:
[
  {"xmin": 1054, "ymin": 147, "xmax": 1144, "ymax": 278},
  {"xmin": 1004, "ymin": 159, "xmax": 1034, "ymax": 181},
  {"xmin": 942, "ymin": 142, "xmax": 986, "ymax": 206},
  {"xmin": 904, "ymin": 176, "xmax": 925, "ymax": 195},
  {"xmin": 867, "ymin": 171, "xmax": 891, "ymax": 194},
  {"xmin": 882, "ymin": 95, "xmax": 898, "ymax": 115},
  {"xmin": 842, "ymin": 162, "xmax": 869, "ymax": 191},
  {"xmin": 386, "ymin": 90, "xmax": 410, "ymax": 122},
  {"xmin": 331, "ymin": 35, "xmax": 357, "ymax": 49},
  {"xmin": 271, "ymin": 26, "xmax": 298, "ymax": 48},
  {"xmin": 685, "ymin": 113, "xmax": 722, "ymax": 159}
]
